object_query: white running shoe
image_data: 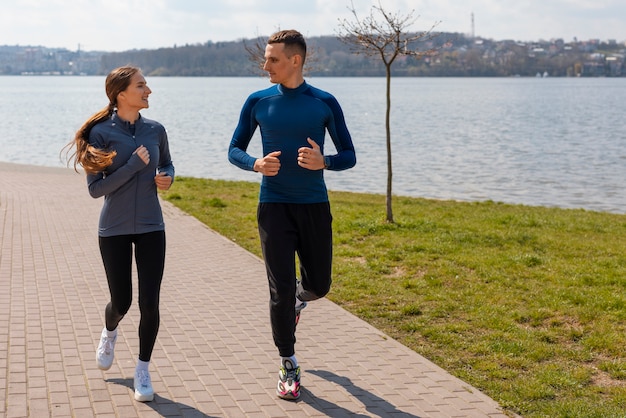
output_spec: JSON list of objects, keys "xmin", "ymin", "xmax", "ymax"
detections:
[
  {"xmin": 134, "ymin": 369, "xmax": 155, "ymax": 402},
  {"xmin": 96, "ymin": 328, "xmax": 117, "ymax": 371}
]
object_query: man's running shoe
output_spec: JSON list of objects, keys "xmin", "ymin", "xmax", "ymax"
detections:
[
  {"xmin": 295, "ymin": 278, "xmax": 307, "ymax": 327},
  {"xmin": 96, "ymin": 327, "xmax": 117, "ymax": 370},
  {"xmin": 276, "ymin": 359, "xmax": 301, "ymax": 400},
  {"xmin": 295, "ymin": 301, "xmax": 307, "ymax": 327}
]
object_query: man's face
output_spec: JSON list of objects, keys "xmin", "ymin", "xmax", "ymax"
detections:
[{"xmin": 263, "ymin": 43, "xmax": 298, "ymax": 85}]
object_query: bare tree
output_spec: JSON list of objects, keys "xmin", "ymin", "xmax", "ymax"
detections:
[
  {"xmin": 338, "ymin": 1, "xmax": 440, "ymax": 223},
  {"xmin": 243, "ymin": 36, "xmax": 269, "ymax": 76}
]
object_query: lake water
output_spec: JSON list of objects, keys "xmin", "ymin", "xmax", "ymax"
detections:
[{"xmin": 1, "ymin": 76, "xmax": 625, "ymax": 214}]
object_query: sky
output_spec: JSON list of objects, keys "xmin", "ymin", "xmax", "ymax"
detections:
[{"xmin": 1, "ymin": 0, "xmax": 625, "ymax": 52}]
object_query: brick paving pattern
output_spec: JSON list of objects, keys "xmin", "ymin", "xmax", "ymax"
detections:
[{"xmin": 0, "ymin": 162, "xmax": 513, "ymax": 417}]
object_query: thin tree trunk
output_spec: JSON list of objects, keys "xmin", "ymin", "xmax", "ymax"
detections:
[{"xmin": 385, "ymin": 64, "xmax": 394, "ymax": 223}]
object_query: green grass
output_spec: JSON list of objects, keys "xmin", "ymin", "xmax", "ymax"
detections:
[{"xmin": 162, "ymin": 177, "xmax": 626, "ymax": 417}]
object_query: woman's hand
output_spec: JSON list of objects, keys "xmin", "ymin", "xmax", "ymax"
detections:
[
  {"xmin": 154, "ymin": 172, "xmax": 173, "ymax": 190},
  {"xmin": 133, "ymin": 145, "xmax": 150, "ymax": 165}
]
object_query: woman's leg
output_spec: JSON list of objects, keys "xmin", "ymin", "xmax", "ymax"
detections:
[
  {"xmin": 99, "ymin": 235, "xmax": 134, "ymax": 330},
  {"xmin": 134, "ymin": 230, "xmax": 166, "ymax": 362}
]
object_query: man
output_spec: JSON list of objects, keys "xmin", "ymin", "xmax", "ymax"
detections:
[{"xmin": 228, "ymin": 29, "xmax": 357, "ymax": 400}]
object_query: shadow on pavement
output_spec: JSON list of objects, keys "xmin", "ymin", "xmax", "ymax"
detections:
[
  {"xmin": 305, "ymin": 369, "xmax": 422, "ymax": 418},
  {"xmin": 106, "ymin": 378, "xmax": 219, "ymax": 418}
]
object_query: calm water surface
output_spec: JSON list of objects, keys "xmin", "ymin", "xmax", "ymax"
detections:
[{"xmin": 1, "ymin": 76, "xmax": 625, "ymax": 213}]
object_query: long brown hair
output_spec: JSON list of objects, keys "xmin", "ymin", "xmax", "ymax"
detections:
[{"xmin": 63, "ymin": 66, "xmax": 140, "ymax": 174}]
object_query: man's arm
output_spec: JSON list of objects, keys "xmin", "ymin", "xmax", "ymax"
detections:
[
  {"xmin": 323, "ymin": 96, "xmax": 356, "ymax": 171},
  {"xmin": 228, "ymin": 96, "xmax": 260, "ymax": 171}
]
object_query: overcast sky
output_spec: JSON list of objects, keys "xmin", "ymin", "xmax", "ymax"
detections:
[{"xmin": 1, "ymin": 0, "xmax": 624, "ymax": 52}]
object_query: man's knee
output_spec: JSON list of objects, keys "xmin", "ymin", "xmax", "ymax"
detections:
[{"xmin": 298, "ymin": 280, "xmax": 331, "ymax": 301}]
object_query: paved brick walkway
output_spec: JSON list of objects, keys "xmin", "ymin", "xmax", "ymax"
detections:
[{"xmin": 0, "ymin": 162, "xmax": 513, "ymax": 417}]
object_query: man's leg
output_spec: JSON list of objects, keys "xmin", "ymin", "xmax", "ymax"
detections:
[{"xmin": 258, "ymin": 203, "xmax": 298, "ymax": 357}]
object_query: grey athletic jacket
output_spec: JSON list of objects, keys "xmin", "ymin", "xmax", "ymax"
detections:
[{"xmin": 87, "ymin": 112, "xmax": 175, "ymax": 237}]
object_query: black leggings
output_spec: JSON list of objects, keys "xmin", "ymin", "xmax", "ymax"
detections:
[
  {"xmin": 257, "ymin": 202, "xmax": 333, "ymax": 358},
  {"xmin": 99, "ymin": 230, "xmax": 166, "ymax": 362}
]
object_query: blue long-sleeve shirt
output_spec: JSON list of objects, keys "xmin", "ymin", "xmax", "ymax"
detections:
[
  {"xmin": 87, "ymin": 112, "xmax": 175, "ymax": 237},
  {"xmin": 228, "ymin": 81, "xmax": 356, "ymax": 203}
]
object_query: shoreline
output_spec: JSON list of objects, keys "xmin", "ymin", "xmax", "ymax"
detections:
[{"xmin": 3, "ymin": 160, "xmax": 624, "ymax": 217}]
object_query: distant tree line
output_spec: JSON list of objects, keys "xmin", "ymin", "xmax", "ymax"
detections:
[
  {"xmin": 100, "ymin": 41, "xmax": 252, "ymax": 77},
  {"xmin": 98, "ymin": 33, "xmax": 625, "ymax": 78},
  {"xmin": 2, "ymin": 33, "xmax": 624, "ymax": 77}
]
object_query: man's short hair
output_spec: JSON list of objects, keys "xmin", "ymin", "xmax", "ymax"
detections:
[{"xmin": 268, "ymin": 29, "xmax": 307, "ymax": 65}]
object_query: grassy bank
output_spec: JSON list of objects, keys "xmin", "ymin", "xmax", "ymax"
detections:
[{"xmin": 161, "ymin": 177, "xmax": 626, "ymax": 417}]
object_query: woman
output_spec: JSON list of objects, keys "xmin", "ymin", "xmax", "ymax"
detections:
[{"xmin": 65, "ymin": 66, "xmax": 174, "ymax": 402}]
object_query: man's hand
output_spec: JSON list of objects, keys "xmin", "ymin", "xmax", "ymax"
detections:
[
  {"xmin": 297, "ymin": 138, "xmax": 324, "ymax": 170},
  {"xmin": 254, "ymin": 151, "xmax": 282, "ymax": 176}
]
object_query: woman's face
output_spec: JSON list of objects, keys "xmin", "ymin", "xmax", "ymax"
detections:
[{"xmin": 117, "ymin": 72, "xmax": 152, "ymax": 111}]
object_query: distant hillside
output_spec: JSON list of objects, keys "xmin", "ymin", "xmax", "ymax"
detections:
[{"xmin": 2, "ymin": 34, "xmax": 625, "ymax": 77}]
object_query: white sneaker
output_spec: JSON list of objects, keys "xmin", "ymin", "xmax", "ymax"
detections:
[
  {"xmin": 96, "ymin": 328, "xmax": 117, "ymax": 370},
  {"xmin": 134, "ymin": 369, "xmax": 155, "ymax": 402}
]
